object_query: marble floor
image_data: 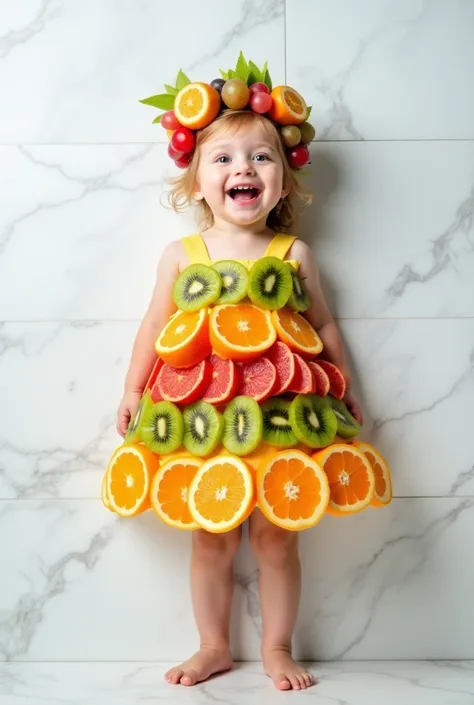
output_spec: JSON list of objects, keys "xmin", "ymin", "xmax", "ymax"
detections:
[{"xmin": 0, "ymin": 661, "xmax": 472, "ymax": 704}]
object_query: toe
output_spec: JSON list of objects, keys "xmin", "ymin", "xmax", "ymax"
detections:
[
  {"xmin": 165, "ymin": 669, "xmax": 183, "ymax": 685},
  {"xmin": 296, "ymin": 674, "xmax": 307, "ymax": 689},
  {"xmin": 289, "ymin": 675, "xmax": 301, "ymax": 690},
  {"xmin": 276, "ymin": 674, "xmax": 291, "ymax": 691},
  {"xmin": 303, "ymin": 672, "xmax": 314, "ymax": 687},
  {"xmin": 180, "ymin": 669, "xmax": 198, "ymax": 686}
]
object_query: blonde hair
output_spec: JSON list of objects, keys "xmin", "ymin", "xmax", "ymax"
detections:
[{"xmin": 167, "ymin": 110, "xmax": 312, "ymax": 232}]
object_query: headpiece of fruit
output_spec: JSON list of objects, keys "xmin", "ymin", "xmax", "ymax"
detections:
[{"xmin": 140, "ymin": 52, "xmax": 314, "ymax": 169}]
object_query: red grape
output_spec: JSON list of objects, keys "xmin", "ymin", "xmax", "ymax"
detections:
[
  {"xmin": 287, "ymin": 144, "xmax": 310, "ymax": 169},
  {"xmin": 168, "ymin": 142, "xmax": 183, "ymax": 160},
  {"xmin": 161, "ymin": 111, "xmax": 181, "ymax": 130},
  {"xmin": 175, "ymin": 154, "xmax": 192, "ymax": 169},
  {"xmin": 250, "ymin": 92, "xmax": 273, "ymax": 114},
  {"xmin": 171, "ymin": 127, "xmax": 195, "ymax": 154},
  {"xmin": 249, "ymin": 82, "xmax": 270, "ymax": 95}
]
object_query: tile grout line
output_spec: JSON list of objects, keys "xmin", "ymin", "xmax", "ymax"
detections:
[{"xmin": 2, "ymin": 139, "xmax": 474, "ymax": 147}]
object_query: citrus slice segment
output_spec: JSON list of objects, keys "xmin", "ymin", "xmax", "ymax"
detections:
[
  {"xmin": 174, "ymin": 82, "xmax": 221, "ymax": 129},
  {"xmin": 106, "ymin": 444, "xmax": 159, "ymax": 517},
  {"xmin": 155, "ymin": 308, "xmax": 211, "ymax": 369},
  {"xmin": 202, "ymin": 354, "xmax": 240, "ymax": 405},
  {"xmin": 210, "ymin": 304, "xmax": 277, "ymax": 361},
  {"xmin": 268, "ymin": 86, "xmax": 308, "ymax": 125},
  {"xmin": 265, "ymin": 341, "xmax": 295, "ymax": 395},
  {"xmin": 187, "ymin": 455, "xmax": 255, "ymax": 533},
  {"xmin": 101, "ymin": 470, "xmax": 114, "ymax": 512},
  {"xmin": 150, "ymin": 456, "xmax": 201, "ymax": 530},
  {"xmin": 157, "ymin": 359, "xmax": 212, "ymax": 404},
  {"xmin": 353, "ymin": 442, "xmax": 393, "ymax": 507},
  {"xmin": 313, "ymin": 444, "xmax": 375, "ymax": 515},
  {"xmin": 271, "ymin": 309, "xmax": 323, "ymax": 358},
  {"xmin": 257, "ymin": 449, "xmax": 330, "ymax": 531}
]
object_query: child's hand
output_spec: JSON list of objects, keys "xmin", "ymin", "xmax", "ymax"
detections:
[
  {"xmin": 344, "ymin": 391, "xmax": 364, "ymax": 426},
  {"xmin": 117, "ymin": 391, "xmax": 142, "ymax": 437}
]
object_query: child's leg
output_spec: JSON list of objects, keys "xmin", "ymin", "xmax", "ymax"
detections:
[
  {"xmin": 165, "ymin": 526, "xmax": 242, "ymax": 686},
  {"xmin": 249, "ymin": 509, "xmax": 314, "ymax": 691}
]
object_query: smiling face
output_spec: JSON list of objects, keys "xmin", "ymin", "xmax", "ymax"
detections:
[{"xmin": 193, "ymin": 120, "xmax": 287, "ymax": 229}]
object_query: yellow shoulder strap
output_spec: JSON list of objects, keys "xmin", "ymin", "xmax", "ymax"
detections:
[
  {"xmin": 181, "ymin": 234, "xmax": 211, "ymax": 264},
  {"xmin": 265, "ymin": 234, "xmax": 297, "ymax": 260}
]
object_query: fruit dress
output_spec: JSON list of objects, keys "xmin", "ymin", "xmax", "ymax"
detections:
[{"xmin": 101, "ymin": 233, "xmax": 392, "ymax": 532}]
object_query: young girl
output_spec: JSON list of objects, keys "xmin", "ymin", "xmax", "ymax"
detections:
[{"xmin": 117, "ymin": 104, "xmax": 362, "ymax": 691}]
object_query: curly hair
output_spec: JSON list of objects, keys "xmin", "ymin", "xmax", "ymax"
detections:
[{"xmin": 167, "ymin": 110, "xmax": 312, "ymax": 232}]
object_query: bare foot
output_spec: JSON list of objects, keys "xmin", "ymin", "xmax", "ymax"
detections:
[
  {"xmin": 164, "ymin": 647, "xmax": 232, "ymax": 686},
  {"xmin": 263, "ymin": 648, "xmax": 315, "ymax": 691}
]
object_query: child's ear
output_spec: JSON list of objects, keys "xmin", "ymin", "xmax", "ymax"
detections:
[{"xmin": 193, "ymin": 183, "xmax": 204, "ymax": 201}]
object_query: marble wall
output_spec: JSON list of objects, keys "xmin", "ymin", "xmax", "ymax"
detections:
[{"xmin": 1, "ymin": 0, "xmax": 473, "ymax": 663}]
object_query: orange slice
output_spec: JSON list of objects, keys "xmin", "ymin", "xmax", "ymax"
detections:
[
  {"xmin": 106, "ymin": 444, "xmax": 159, "ymax": 517},
  {"xmin": 150, "ymin": 456, "xmax": 201, "ymax": 530},
  {"xmin": 101, "ymin": 470, "xmax": 114, "ymax": 512},
  {"xmin": 353, "ymin": 442, "xmax": 392, "ymax": 507},
  {"xmin": 268, "ymin": 86, "xmax": 308, "ymax": 125},
  {"xmin": 155, "ymin": 308, "xmax": 211, "ymax": 368},
  {"xmin": 271, "ymin": 308, "xmax": 323, "ymax": 358},
  {"xmin": 174, "ymin": 82, "xmax": 221, "ymax": 130},
  {"xmin": 210, "ymin": 304, "xmax": 277, "ymax": 361},
  {"xmin": 188, "ymin": 455, "xmax": 255, "ymax": 533},
  {"xmin": 313, "ymin": 444, "xmax": 375, "ymax": 515},
  {"xmin": 257, "ymin": 449, "xmax": 330, "ymax": 531}
]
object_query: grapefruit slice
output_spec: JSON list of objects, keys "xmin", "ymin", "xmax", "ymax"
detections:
[
  {"xmin": 257, "ymin": 449, "xmax": 330, "ymax": 530},
  {"xmin": 287, "ymin": 353, "xmax": 314, "ymax": 394},
  {"xmin": 155, "ymin": 308, "xmax": 211, "ymax": 369},
  {"xmin": 150, "ymin": 456, "xmax": 201, "ymax": 530},
  {"xmin": 156, "ymin": 359, "xmax": 212, "ymax": 405},
  {"xmin": 202, "ymin": 353, "xmax": 240, "ymax": 405},
  {"xmin": 144, "ymin": 357, "xmax": 164, "ymax": 393},
  {"xmin": 271, "ymin": 309, "xmax": 323, "ymax": 358},
  {"xmin": 315, "ymin": 360, "xmax": 346, "ymax": 400},
  {"xmin": 238, "ymin": 357, "xmax": 276, "ymax": 402},
  {"xmin": 265, "ymin": 341, "xmax": 295, "ymax": 395},
  {"xmin": 353, "ymin": 441, "xmax": 393, "ymax": 507},
  {"xmin": 308, "ymin": 361, "xmax": 330, "ymax": 396}
]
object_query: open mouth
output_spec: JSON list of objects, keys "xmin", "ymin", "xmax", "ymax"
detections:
[{"xmin": 226, "ymin": 185, "xmax": 262, "ymax": 205}]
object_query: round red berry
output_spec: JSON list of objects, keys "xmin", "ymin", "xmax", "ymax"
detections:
[
  {"xmin": 249, "ymin": 82, "xmax": 270, "ymax": 95},
  {"xmin": 168, "ymin": 142, "xmax": 183, "ymax": 160},
  {"xmin": 287, "ymin": 144, "xmax": 310, "ymax": 169},
  {"xmin": 250, "ymin": 92, "xmax": 273, "ymax": 114},
  {"xmin": 175, "ymin": 154, "xmax": 192, "ymax": 169},
  {"xmin": 171, "ymin": 127, "xmax": 195, "ymax": 154},
  {"xmin": 161, "ymin": 111, "xmax": 181, "ymax": 130}
]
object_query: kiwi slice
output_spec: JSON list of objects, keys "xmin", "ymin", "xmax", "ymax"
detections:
[
  {"xmin": 289, "ymin": 394, "xmax": 337, "ymax": 449},
  {"xmin": 223, "ymin": 396, "xmax": 263, "ymax": 455},
  {"xmin": 327, "ymin": 396, "xmax": 361, "ymax": 439},
  {"xmin": 248, "ymin": 256, "xmax": 292, "ymax": 310},
  {"xmin": 173, "ymin": 264, "xmax": 222, "ymax": 312},
  {"xmin": 287, "ymin": 263, "xmax": 311, "ymax": 313},
  {"xmin": 124, "ymin": 391, "xmax": 153, "ymax": 444},
  {"xmin": 183, "ymin": 401, "xmax": 224, "ymax": 457},
  {"xmin": 261, "ymin": 397, "xmax": 297, "ymax": 448},
  {"xmin": 141, "ymin": 400, "xmax": 183, "ymax": 454},
  {"xmin": 213, "ymin": 260, "xmax": 249, "ymax": 304}
]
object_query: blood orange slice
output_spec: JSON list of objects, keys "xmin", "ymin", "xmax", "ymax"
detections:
[
  {"xmin": 308, "ymin": 361, "xmax": 330, "ymax": 396},
  {"xmin": 265, "ymin": 342, "xmax": 295, "ymax": 395},
  {"xmin": 144, "ymin": 357, "xmax": 164, "ymax": 393},
  {"xmin": 238, "ymin": 357, "xmax": 276, "ymax": 402},
  {"xmin": 202, "ymin": 353, "xmax": 240, "ymax": 405},
  {"xmin": 287, "ymin": 353, "xmax": 314, "ymax": 394},
  {"xmin": 156, "ymin": 359, "xmax": 212, "ymax": 405},
  {"xmin": 315, "ymin": 360, "xmax": 346, "ymax": 400}
]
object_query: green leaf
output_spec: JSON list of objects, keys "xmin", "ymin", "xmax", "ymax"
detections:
[
  {"xmin": 219, "ymin": 69, "xmax": 229, "ymax": 80},
  {"xmin": 248, "ymin": 60, "xmax": 264, "ymax": 85},
  {"xmin": 152, "ymin": 114, "xmax": 163, "ymax": 124},
  {"xmin": 263, "ymin": 69, "xmax": 272, "ymax": 91},
  {"xmin": 164, "ymin": 84, "xmax": 178, "ymax": 96},
  {"xmin": 235, "ymin": 51, "xmax": 250, "ymax": 82},
  {"xmin": 139, "ymin": 93, "xmax": 175, "ymax": 110},
  {"xmin": 306, "ymin": 105, "xmax": 312, "ymax": 118},
  {"xmin": 176, "ymin": 69, "xmax": 191, "ymax": 90},
  {"xmin": 228, "ymin": 68, "xmax": 237, "ymax": 79}
]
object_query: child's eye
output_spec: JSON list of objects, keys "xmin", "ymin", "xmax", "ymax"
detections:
[
  {"xmin": 215, "ymin": 155, "xmax": 230, "ymax": 164},
  {"xmin": 253, "ymin": 153, "xmax": 270, "ymax": 162}
]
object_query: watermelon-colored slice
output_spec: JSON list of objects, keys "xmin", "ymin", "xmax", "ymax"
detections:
[
  {"xmin": 145, "ymin": 357, "xmax": 164, "ymax": 399},
  {"xmin": 155, "ymin": 359, "xmax": 212, "ymax": 405},
  {"xmin": 238, "ymin": 357, "xmax": 276, "ymax": 402},
  {"xmin": 265, "ymin": 341, "xmax": 295, "ymax": 395},
  {"xmin": 315, "ymin": 360, "xmax": 346, "ymax": 399},
  {"xmin": 287, "ymin": 353, "xmax": 314, "ymax": 394},
  {"xmin": 202, "ymin": 353, "xmax": 240, "ymax": 405},
  {"xmin": 308, "ymin": 361, "xmax": 330, "ymax": 396}
]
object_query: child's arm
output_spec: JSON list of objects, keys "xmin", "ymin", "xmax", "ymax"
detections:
[
  {"xmin": 117, "ymin": 242, "xmax": 180, "ymax": 436},
  {"xmin": 292, "ymin": 240, "xmax": 363, "ymax": 424}
]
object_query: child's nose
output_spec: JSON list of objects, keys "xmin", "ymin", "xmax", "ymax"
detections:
[{"xmin": 234, "ymin": 158, "xmax": 255, "ymax": 175}]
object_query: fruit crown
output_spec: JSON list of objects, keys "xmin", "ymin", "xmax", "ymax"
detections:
[{"xmin": 140, "ymin": 52, "xmax": 314, "ymax": 170}]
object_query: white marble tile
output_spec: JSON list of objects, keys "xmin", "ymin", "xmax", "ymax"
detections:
[
  {"xmin": 287, "ymin": 0, "xmax": 474, "ymax": 140},
  {"xmin": 0, "ymin": 0, "xmax": 284, "ymax": 144},
  {"xmin": 1, "ymin": 141, "xmax": 473, "ymax": 321},
  {"xmin": 1, "ymin": 319, "xmax": 472, "ymax": 499},
  {"xmin": 0, "ymin": 661, "xmax": 473, "ymax": 705},
  {"xmin": 1, "ymin": 498, "xmax": 473, "ymax": 661}
]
